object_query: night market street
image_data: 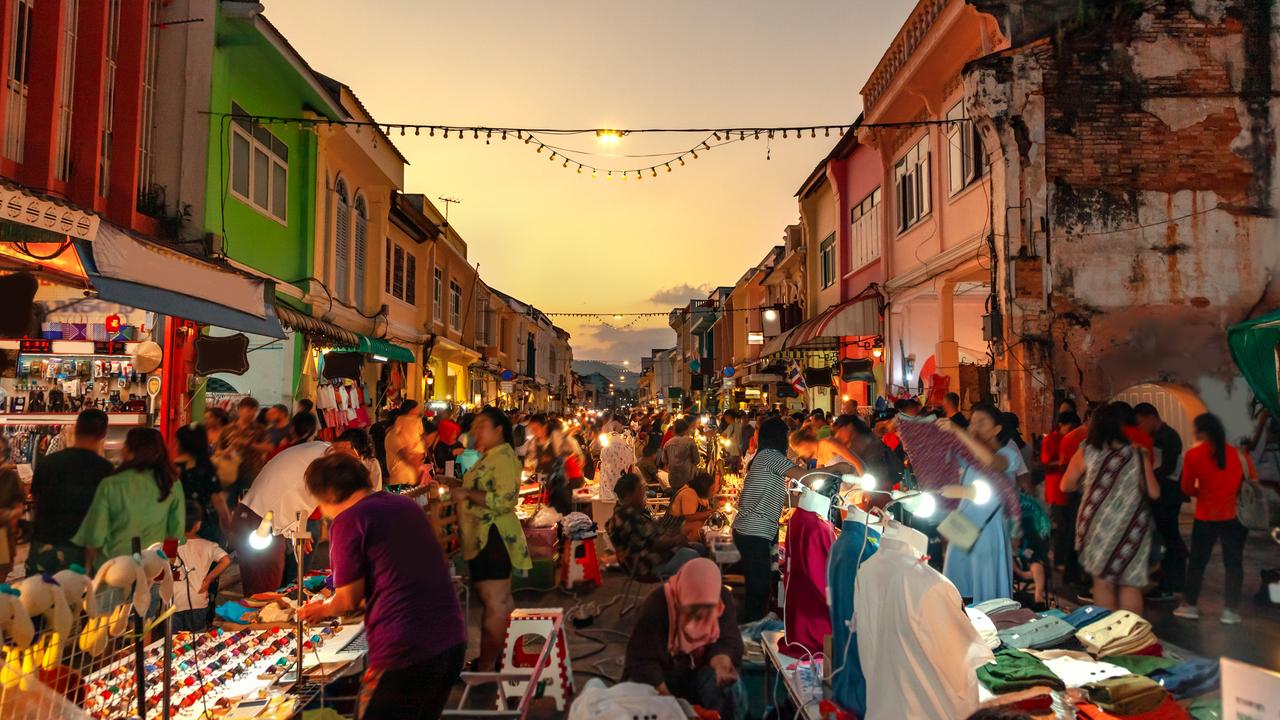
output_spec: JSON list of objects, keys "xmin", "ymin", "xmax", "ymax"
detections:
[{"xmin": 0, "ymin": 1, "xmax": 1278, "ymax": 719}]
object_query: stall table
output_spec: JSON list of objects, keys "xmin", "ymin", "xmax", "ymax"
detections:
[{"xmin": 761, "ymin": 631, "xmax": 826, "ymax": 720}]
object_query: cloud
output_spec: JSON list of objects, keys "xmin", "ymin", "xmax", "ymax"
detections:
[
  {"xmin": 574, "ymin": 325, "xmax": 676, "ymax": 366},
  {"xmin": 648, "ymin": 283, "xmax": 712, "ymax": 306}
]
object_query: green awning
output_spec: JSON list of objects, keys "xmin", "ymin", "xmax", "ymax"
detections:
[
  {"xmin": 361, "ymin": 336, "xmax": 415, "ymax": 362},
  {"xmin": 1227, "ymin": 308, "xmax": 1280, "ymax": 418},
  {"xmin": 332, "ymin": 336, "xmax": 415, "ymax": 363}
]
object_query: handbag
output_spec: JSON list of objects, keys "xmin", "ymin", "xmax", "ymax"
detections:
[
  {"xmin": 1237, "ymin": 448, "xmax": 1269, "ymax": 531},
  {"xmin": 938, "ymin": 502, "xmax": 1000, "ymax": 552}
]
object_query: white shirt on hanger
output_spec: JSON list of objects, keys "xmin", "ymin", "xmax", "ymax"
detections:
[{"xmin": 855, "ymin": 536, "xmax": 994, "ymax": 720}]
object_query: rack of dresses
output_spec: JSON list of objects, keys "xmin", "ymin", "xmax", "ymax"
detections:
[{"xmin": 314, "ymin": 378, "xmax": 371, "ymax": 440}]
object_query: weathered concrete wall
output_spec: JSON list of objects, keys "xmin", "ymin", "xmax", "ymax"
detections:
[{"xmin": 966, "ymin": 0, "xmax": 1279, "ymax": 438}]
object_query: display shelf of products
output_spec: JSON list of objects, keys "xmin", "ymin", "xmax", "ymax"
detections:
[
  {"xmin": 0, "ymin": 412, "xmax": 147, "ymax": 426},
  {"xmin": 78, "ymin": 623, "xmax": 363, "ymax": 720}
]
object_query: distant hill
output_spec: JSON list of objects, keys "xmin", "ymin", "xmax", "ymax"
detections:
[{"xmin": 572, "ymin": 360, "xmax": 638, "ymax": 389}]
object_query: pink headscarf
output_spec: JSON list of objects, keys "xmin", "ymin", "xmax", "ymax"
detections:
[{"xmin": 663, "ymin": 558, "xmax": 725, "ymax": 656}]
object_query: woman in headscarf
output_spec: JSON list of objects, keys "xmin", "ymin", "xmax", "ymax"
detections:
[{"xmin": 623, "ymin": 558, "xmax": 744, "ymax": 718}]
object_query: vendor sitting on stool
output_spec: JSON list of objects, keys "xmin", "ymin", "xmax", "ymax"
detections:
[
  {"xmin": 624, "ymin": 558, "xmax": 744, "ymax": 718},
  {"xmin": 608, "ymin": 472, "xmax": 704, "ymax": 579}
]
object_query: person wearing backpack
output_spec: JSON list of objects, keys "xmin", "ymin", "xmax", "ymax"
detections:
[{"xmin": 1175, "ymin": 412, "xmax": 1261, "ymax": 625}]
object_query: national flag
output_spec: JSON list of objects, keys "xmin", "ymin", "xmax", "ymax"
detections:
[{"xmin": 786, "ymin": 360, "xmax": 808, "ymax": 394}]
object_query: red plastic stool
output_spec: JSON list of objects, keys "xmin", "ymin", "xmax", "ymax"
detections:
[{"xmin": 561, "ymin": 537, "xmax": 602, "ymax": 590}]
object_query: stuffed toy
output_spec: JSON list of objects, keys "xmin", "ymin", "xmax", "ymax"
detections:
[
  {"xmin": 0, "ymin": 585, "xmax": 34, "ymax": 689},
  {"xmin": 16, "ymin": 574, "xmax": 72, "ymax": 673}
]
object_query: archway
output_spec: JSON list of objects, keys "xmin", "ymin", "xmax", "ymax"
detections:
[{"xmin": 1111, "ymin": 382, "xmax": 1209, "ymax": 447}]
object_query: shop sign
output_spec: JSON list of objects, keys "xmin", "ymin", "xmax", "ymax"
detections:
[
  {"xmin": 667, "ymin": 387, "xmax": 683, "ymax": 399},
  {"xmin": 194, "ymin": 333, "xmax": 250, "ymax": 376},
  {"xmin": 19, "ymin": 339, "xmax": 53, "ymax": 354},
  {"xmin": 500, "ymin": 381, "xmax": 514, "ymax": 393},
  {"xmin": 92, "ymin": 341, "xmax": 128, "ymax": 355}
]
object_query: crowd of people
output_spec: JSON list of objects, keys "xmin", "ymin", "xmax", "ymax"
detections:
[{"xmin": 0, "ymin": 386, "xmax": 1268, "ymax": 720}]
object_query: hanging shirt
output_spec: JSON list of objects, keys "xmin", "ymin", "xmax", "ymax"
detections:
[
  {"xmin": 827, "ymin": 519, "xmax": 880, "ymax": 716},
  {"xmin": 780, "ymin": 507, "xmax": 835, "ymax": 655},
  {"xmin": 855, "ymin": 536, "xmax": 993, "ymax": 720}
]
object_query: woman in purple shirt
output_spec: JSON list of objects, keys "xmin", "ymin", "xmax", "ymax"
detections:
[{"xmin": 298, "ymin": 453, "xmax": 466, "ymax": 720}]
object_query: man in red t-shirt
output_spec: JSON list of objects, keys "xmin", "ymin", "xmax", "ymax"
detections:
[
  {"xmin": 1043, "ymin": 411, "xmax": 1082, "ymax": 582},
  {"xmin": 1051, "ymin": 411, "xmax": 1091, "ymax": 586}
]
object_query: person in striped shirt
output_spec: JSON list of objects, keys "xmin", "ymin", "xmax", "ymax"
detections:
[{"xmin": 731, "ymin": 416, "xmax": 811, "ymax": 622}]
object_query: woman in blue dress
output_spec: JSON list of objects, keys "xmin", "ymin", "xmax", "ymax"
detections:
[{"xmin": 939, "ymin": 404, "xmax": 1027, "ymax": 604}]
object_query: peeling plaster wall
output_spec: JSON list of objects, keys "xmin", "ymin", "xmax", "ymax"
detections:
[{"xmin": 965, "ymin": 0, "xmax": 1279, "ymax": 438}]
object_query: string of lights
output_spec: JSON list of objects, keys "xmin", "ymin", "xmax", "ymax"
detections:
[
  {"xmin": 203, "ymin": 112, "xmax": 969, "ymax": 179},
  {"xmin": 545, "ymin": 305, "xmax": 790, "ymax": 318}
]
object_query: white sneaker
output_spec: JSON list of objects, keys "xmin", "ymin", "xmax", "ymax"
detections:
[
  {"xmin": 1172, "ymin": 604, "xmax": 1200, "ymax": 620},
  {"xmin": 1220, "ymin": 609, "xmax": 1242, "ymax": 625}
]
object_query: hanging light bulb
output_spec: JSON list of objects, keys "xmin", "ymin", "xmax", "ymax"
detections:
[
  {"xmin": 457, "ymin": 130, "xmax": 463, "ymax": 140},
  {"xmin": 651, "ymin": 168, "xmax": 657, "ymax": 177},
  {"xmin": 691, "ymin": 150, "xmax": 698, "ymax": 159},
  {"xmin": 473, "ymin": 129, "xmax": 479, "ymax": 139},
  {"xmin": 665, "ymin": 163, "xmax": 672, "ymax": 172},
  {"xmin": 429, "ymin": 127, "xmax": 435, "ymax": 137},
  {"xmin": 501, "ymin": 130, "xmax": 507, "ymax": 140},
  {"xmin": 607, "ymin": 171, "xmax": 613, "ymax": 180},
  {"xmin": 536, "ymin": 145, "xmax": 543, "ymax": 153},
  {"xmin": 740, "ymin": 131, "xmax": 746, "ymax": 140},
  {"xmin": 678, "ymin": 157, "xmax": 685, "ymax": 166},
  {"xmin": 400, "ymin": 126, "xmax": 406, "ymax": 136},
  {"xmin": 824, "ymin": 127, "xmax": 830, "ymax": 137},
  {"xmin": 415, "ymin": 127, "xmax": 420, "ymax": 136},
  {"xmin": 563, "ymin": 158, "xmax": 569, "ymax": 167},
  {"xmin": 701, "ymin": 141, "xmax": 710, "ymax": 151},
  {"xmin": 592, "ymin": 169, "xmax": 598, "ymax": 179},
  {"xmin": 713, "ymin": 132, "xmax": 721, "ymax": 141},
  {"xmin": 782, "ymin": 129, "xmax": 788, "ymax": 139},
  {"xmin": 549, "ymin": 152, "xmax": 556, "ymax": 161},
  {"xmin": 768, "ymin": 130, "xmax": 774, "ymax": 139},
  {"xmin": 443, "ymin": 128, "xmax": 449, "ymax": 138},
  {"xmin": 576, "ymin": 164, "xmax": 582, "ymax": 173}
]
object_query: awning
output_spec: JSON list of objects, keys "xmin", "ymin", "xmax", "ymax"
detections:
[
  {"xmin": 75, "ymin": 240, "xmax": 285, "ymax": 338},
  {"xmin": 1228, "ymin": 308, "xmax": 1280, "ymax": 418},
  {"xmin": 91, "ymin": 223, "xmax": 270, "ymax": 319},
  {"xmin": 743, "ymin": 373, "xmax": 785, "ymax": 386},
  {"xmin": 759, "ymin": 295, "xmax": 881, "ymax": 356},
  {"xmin": 357, "ymin": 336, "xmax": 415, "ymax": 363},
  {"xmin": 275, "ymin": 304, "xmax": 360, "ymax": 348}
]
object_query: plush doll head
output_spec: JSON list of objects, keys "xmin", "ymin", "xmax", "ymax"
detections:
[
  {"xmin": 52, "ymin": 564, "xmax": 96, "ymax": 618},
  {"xmin": 141, "ymin": 545, "xmax": 174, "ymax": 606},
  {"xmin": 16, "ymin": 575, "xmax": 72, "ymax": 639}
]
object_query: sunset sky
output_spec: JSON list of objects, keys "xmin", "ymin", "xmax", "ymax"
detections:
[{"xmin": 265, "ymin": 0, "xmax": 912, "ymax": 362}]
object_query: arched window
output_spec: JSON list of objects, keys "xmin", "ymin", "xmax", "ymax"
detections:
[
  {"xmin": 353, "ymin": 193, "xmax": 368, "ymax": 307},
  {"xmin": 333, "ymin": 177, "xmax": 350, "ymax": 304}
]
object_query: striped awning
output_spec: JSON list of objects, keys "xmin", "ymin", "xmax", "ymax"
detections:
[
  {"xmin": 760, "ymin": 295, "xmax": 881, "ymax": 356},
  {"xmin": 274, "ymin": 303, "xmax": 360, "ymax": 347}
]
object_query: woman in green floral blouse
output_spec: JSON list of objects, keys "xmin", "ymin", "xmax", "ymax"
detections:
[{"xmin": 448, "ymin": 407, "xmax": 530, "ymax": 671}]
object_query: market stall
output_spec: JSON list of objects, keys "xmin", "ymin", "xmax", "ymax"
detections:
[{"xmin": 0, "ymin": 547, "xmax": 368, "ymax": 720}]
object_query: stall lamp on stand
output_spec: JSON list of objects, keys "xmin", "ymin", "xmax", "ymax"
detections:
[{"xmin": 245, "ymin": 510, "xmax": 310, "ymax": 683}]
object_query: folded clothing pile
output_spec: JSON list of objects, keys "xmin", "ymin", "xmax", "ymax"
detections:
[
  {"xmin": 1075, "ymin": 610, "xmax": 1158, "ymax": 657},
  {"xmin": 1081, "ymin": 675, "xmax": 1183, "ymax": 718},
  {"xmin": 561, "ymin": 511, "xmax": 597, "ymax": 540},
  {"xmin": 997, "ymin": 614, "xmax": 1077, "ymax": 650},
  {"xmin": 1151, "ymin": 657, "xmax": 1220, "ymax": 699},
  {"xmin": 966, "ymin": 607, "xmax": 1000, "ymax": 649},
  {"xmin": 977, "ymin": 647, "xmax": 1066, "ymax": 693}
]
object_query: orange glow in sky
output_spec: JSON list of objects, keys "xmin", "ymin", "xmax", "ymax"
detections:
[{"xmin": 265, "ymin": 0, "xmax": 911, "ymax": 362}]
